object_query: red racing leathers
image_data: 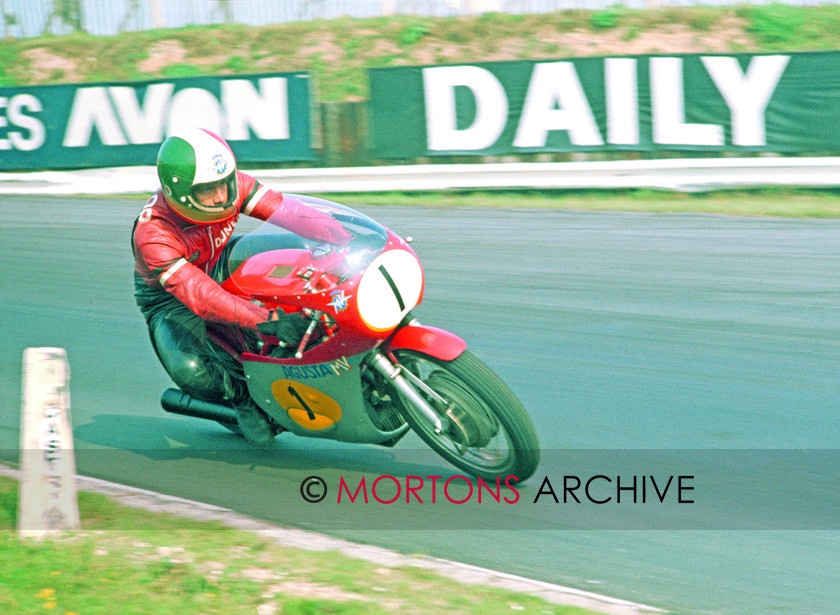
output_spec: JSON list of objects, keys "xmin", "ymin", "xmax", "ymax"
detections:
[{"xmin": 133, "ymin": 171, "xmax": 350, "ymax": 330}]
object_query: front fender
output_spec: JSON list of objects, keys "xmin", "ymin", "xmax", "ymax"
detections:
[{"xmin": 385, "ymin": 325, "xmax": 467, "ymax": 362}]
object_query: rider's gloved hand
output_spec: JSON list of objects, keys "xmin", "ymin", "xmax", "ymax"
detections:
[{"xmin": 257, "ymin": 311, "xmax": 309, "ymax": 346}]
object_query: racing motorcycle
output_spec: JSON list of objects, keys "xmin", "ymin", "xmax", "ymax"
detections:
[{"xmin": 161, "ymin": 195, "xmax": 540, "ymax": 482}]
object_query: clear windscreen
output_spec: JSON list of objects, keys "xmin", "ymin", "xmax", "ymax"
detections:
[{"xmin": 227, "ymin": 194, "xmax": 389, "ymax": 280}]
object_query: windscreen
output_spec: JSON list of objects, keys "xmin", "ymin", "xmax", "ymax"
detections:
[{"xmin": 227, "ymin": 194, "xmax": 389, "ymax": 279}]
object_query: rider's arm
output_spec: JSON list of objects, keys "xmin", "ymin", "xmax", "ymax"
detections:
[
  {"xmin": 162, "ymin": 260, "xmax": 269, "ymax": 329},
  {"xmin": 237, "ymin": 173, "xmax": 352, "ymax": 245},
  {"xmin": 135, "ymin": 224, "xmax": 270, "ymax": 329}
]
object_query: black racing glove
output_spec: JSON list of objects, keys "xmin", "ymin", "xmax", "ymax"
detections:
[{"xmin": 257, "ymin": 311, "xmax": 310, "ymax": 346}]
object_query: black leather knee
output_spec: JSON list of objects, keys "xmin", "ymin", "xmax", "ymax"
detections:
[{"xmin": 148, "ymin": 310, "xmax": 235, "ymax": 402}]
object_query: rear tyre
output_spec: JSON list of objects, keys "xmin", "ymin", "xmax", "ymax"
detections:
[{"xmin": 391, "ymin": 350, "xmax": 540, "ymax": 482}]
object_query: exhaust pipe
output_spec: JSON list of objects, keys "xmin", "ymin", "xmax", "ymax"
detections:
[{"xmin": 160, "ymin": 388, "xmax": 238, "ymax": 424}]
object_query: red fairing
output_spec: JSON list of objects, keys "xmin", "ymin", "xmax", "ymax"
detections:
[
  {"xmin": 132, "ymin": 172, "xmax": 349, "ymax": 330},
  {"xmin": 386, "ymin": 325, "xmax": 466, "ymax": 361}
]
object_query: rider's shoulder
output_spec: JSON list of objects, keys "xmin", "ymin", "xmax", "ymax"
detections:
[
  {"xmin": 138, "ymin": 190, "xmax": 166, "ymax": 213},
  {"xmin": 235, "ymin": 170, "xmax": 259, "ymax": 198},
  {"xmin": 136, "ymin": 191, "xmax": 186, "ymax": 236}
]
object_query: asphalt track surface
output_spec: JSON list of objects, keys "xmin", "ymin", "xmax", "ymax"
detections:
[{"xmin": 1, "ymin": 195, "xmax": 839, "ymax": 614}]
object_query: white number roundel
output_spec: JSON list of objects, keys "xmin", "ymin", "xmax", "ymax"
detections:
[{"xmin": 357, "ymin": 249, "xmax": 423, "ymax": 331}]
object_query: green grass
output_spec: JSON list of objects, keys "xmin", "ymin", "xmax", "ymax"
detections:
[
  {"xmin": 103, "ymin": 187, "xmax": 840, "ymax": 218},
  {"xmin": 0, "ymin": 476, "xmax": 604, "ymax": 614},
  {"xmin": 312, "ymin": 187, "xmax": 840, "ymax": 218},
  {"xmin": 8, "ymin": 6, "xmax": 840, "ymax": 100},
  {"xmin": 591, "ymin": 6, "xmax": 625, "ymax": 30},
  {"xmin": 0, "ymin": 45, "xmax": 20, "ymax": 86},
  {"xmin": 160, "ymin": 63, "xmax": 204, "ymax": 78}
]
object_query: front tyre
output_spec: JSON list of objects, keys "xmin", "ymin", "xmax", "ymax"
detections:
[{"xmin": 391, "ymin": 350, "xmax": 540, "ymax": 482}]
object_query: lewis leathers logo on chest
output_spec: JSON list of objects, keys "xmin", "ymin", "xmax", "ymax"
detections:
[{"xmin": 211, "ymin": 216, "xmax": 238, "ymax": 248}]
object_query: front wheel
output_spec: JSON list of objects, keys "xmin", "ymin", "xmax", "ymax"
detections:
[{"xmin": 390, "ymin": 349, "xmax": 540, "ymax": 482}]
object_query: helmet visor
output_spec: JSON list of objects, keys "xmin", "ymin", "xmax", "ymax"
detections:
[
  {"xmin": 192, "ymin": 177, "xmax": 229, "ymax": 205},
  {"xmin": 186, "ymin": 172, "xmax": 237, "ymax": 221}
]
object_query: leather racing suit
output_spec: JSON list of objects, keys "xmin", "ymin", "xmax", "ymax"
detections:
[{"xmin": 132, "ymin": 171, "xmax": 350, "ymax": 403}]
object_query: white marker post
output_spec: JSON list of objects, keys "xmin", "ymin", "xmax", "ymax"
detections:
[{"xmin": 18, "ymin": 348, "xmax": 80, "ymax": 539}]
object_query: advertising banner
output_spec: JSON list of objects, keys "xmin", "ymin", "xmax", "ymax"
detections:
[
  {"xmin": 0, "ymin": 72, "xmax": 313, "ymax": 171},
  {"xmin": 369, "ymin": 51, "xmax": 840, "ymax": 158}
]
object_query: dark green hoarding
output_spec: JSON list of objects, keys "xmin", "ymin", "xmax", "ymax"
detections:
[
  {"xmin": 369, "ymin": 51, "xmax": 840, "ymax": 158},
  {"xmin": 0, "ymin": 72, "xmax": 313, "ymax": 171}
]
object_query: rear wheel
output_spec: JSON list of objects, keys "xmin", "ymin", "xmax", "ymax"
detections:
[{"xmin": 390, "ymin": 350, "xmax": 540, "ymax": 482}]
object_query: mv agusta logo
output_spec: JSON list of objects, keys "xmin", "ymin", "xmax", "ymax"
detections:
[
  {"xmin": 327, "ymin": 289, "xmax": 351, "ymax": 313},
  {"xmin": 212, "ymin": 153, "xmax": 228, "ymax": 175}
]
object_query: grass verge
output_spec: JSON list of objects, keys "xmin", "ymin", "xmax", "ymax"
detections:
[
  {"xmin": 313, "ymin": 188, "xmax": 840, "ymax": 218},
  {"xmin": 9, "ymin": 6, "xmax": 840, "ymax": 100},
  {"xmin": 104, "ymin": 186, "xmax": 840, "ymax": 218},
  {"xmin": 0, "ymin": 476, "xmax": 603, "ymax": 615}
]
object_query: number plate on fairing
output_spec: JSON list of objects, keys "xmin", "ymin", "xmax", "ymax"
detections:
[
  {"xmin": 271, "ymin": 380, "xmax": 341, "ymax": 431},
  {"xmin": 356, "ymin": 249, "xmax": 423, "ymax": 331},
  {"xmin": 242, "ymin": 352, "xmax": 404, "ymax": 444}
]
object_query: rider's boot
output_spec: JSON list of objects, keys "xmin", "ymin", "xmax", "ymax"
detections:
[
  {"xmin": 234, "ymin": 398, "xmax": 275, "ymax": 446},
  {"xmin": 224, "ymin": 373, "xmax": 275, "ymax": 446}
]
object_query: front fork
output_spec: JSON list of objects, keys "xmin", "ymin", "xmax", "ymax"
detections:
[{"xmin": 366, "ymin": 350, "xmax": 450, "ymax": 434}]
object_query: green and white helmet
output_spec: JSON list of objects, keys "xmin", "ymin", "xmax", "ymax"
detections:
[{"xmin": 157, "ymin": 127, "xmax": 239, "ymax": 224}]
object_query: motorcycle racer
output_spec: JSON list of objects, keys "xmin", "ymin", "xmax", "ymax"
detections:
[{"xmin": 132, "ymin": 127, "xmax": 350, "ymax": 444}]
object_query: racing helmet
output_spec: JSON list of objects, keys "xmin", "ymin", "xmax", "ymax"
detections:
[{"xmin": 157, "ymin": 127, "xmax": 239, "ymax": 224}]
